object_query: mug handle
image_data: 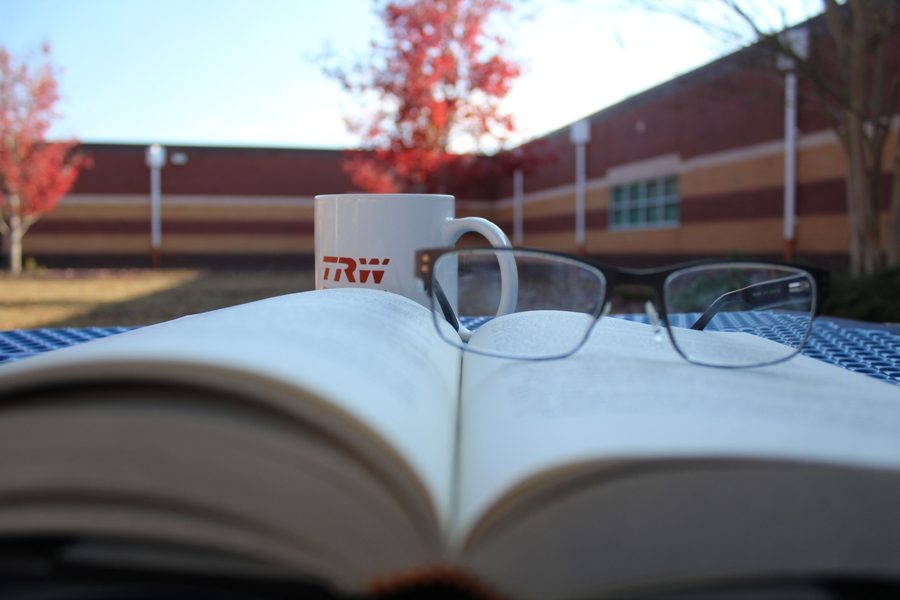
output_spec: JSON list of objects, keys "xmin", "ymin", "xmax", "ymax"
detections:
[{"xmin": 443, "ymin": 217, "xmax": 519, "ymax": 342}]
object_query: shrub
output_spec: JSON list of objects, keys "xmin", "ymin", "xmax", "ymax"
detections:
[{"xmin": 823, "ymin": 267, "xmax": 900, "ymax": 323}]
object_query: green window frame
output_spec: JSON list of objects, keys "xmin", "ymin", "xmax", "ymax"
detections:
[{"xmin": 610, "ymin": 175, "xmax": 679, "ymax": 230}]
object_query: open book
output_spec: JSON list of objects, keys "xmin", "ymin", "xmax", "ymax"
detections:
[{"xmin": 1, "ymin": 289, "xmax": 899, "ymax": 599}]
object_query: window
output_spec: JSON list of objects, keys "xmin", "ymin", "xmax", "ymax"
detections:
[{"xmin": 610, "ymin": 175, "xmax": 679, "ymax": 230}]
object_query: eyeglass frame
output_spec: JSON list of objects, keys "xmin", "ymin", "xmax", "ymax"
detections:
[{"xmin": 414, "ymin": 246, "xmax": 831, "ymax": 366}]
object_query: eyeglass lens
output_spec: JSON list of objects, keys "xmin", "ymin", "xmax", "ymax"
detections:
[
  {"xmin": 664, "ymin": 264, "xmax": 815, "ymax": 367},
  {"xmin": 432, "ymin": 249, "xmax": 606, "ymax": 359}
]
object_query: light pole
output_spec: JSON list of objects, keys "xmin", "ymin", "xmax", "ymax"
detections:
[
  {"xmin": 145, "ymin": 144, "xmax": 166, "ymax": 268},
  {"xmin": 570, "ymin": 119, "xmax": 590, "ymax": 256},
  {"xmin": 777, "ymin": 28, "xmax": 809, "ymax": 262}
]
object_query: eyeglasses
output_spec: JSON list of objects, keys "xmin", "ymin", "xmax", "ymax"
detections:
[{"xmin": 414, "ymin": 247, "xmax": 829, "ymax": 368}]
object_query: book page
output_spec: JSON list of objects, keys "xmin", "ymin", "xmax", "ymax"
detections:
[
  {"xmin": 453, "ymin": 312, "xmax": 900, "ymax": 543},
  {"xmin": 0, "ymin": 383, "xmax": 440, "ymax": 589},
  {"xmin": 0, "ymin": 289, "xmax": 462, "ymax": 533}
]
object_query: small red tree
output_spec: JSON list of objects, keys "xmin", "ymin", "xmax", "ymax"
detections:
[
  {"xmin": 326, "ymin": 0, "xmax": 523, "ymax": 193},
  {"xmin": 0, "ymin": 44, "xmax": 89, "ymax": 275}
]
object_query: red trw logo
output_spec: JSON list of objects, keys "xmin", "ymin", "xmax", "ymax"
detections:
[{"xmin": 321, "ymin": 256, "xmax": 391, "ymax": 284}]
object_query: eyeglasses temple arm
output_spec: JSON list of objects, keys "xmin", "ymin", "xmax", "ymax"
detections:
[
  {"xmin": 690, "ymin": 274, "xmax": 814, "ymax": 331},
  {"xmin": 431, "ymin": 276, "xmax": 461, "ymax": 333}
]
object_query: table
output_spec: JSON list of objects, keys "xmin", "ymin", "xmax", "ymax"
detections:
[{"xmin": 2, "ymin": 318, "xmax": 899, "ymax": 386}]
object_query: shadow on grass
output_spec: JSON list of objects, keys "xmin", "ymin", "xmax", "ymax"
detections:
[{"xmin": 42, "ymin": 269, "xmax": 315, "ymax": 329}]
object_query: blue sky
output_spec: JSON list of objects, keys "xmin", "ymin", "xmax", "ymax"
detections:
[{"xmin": 2, "ymin": 0, "xmax": 817, "ymax": 150}]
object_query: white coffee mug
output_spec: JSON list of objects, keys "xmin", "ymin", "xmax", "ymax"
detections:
[{"xmin": 315, "ymin": 193, "xmax": 516, "ymax": 332}]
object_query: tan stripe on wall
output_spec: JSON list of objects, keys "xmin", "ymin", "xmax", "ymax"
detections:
[
  {"xmin": 513, "ymin": 231, "xmax": 580, "ymax": 252},
  {"xmin": 517, "ymin": 215, "xmax": 853, "ymax": 256},
  {"xmin": 158, "ymin": 204, "xmax": 312, "ymax": 221},
  {"xmin": 795, "ymin": 214, "xmax": 850, "ymax": 252},
  {"xmin": 50, "ymin": 197, "xmax": 313, "ymax": 221},
  {"xmin": 493, "ymin": 189, "xmax": 609, "ymax": 222},
  {"xmin": 49, "ymin": 203, "xmax": 149, "ymax": 220},
  {"xmin": 680, "ymin": 142, "xmax": 851, "ymax": 198},
  {"xmin": 161, "ymin": 236, "xmax": 313, "ymax": 253},
  {"xmin": 24, "ymin": 235, "xmax": 152, "ymax": 254},
  {"xmin": 25, "ymin": 234, "xmax": 315, "ymax": 254},
  {"xmin": 681, "ymin": 154, "xmax": 784, "ymax": 197}
]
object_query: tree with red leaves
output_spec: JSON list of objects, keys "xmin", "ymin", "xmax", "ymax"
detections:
[
  {"xmin": 0, "ymin": 44, "xmax": 89, "ymax": 275},
  {"xmin": 327, "ymin": 0, "xmax": 523, "ymax": 193}
]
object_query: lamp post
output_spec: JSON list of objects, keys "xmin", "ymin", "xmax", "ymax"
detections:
[
  {"xmin": 570, "ymin": 119, "xmax": 590, "ymax": 256},
  {"xmin": 145, "ymin": 144, "xmax": 166, "ymax": 268},
  {"xmin": 777, "ymin": 28, "xmax": 809, "ymax": 262}
]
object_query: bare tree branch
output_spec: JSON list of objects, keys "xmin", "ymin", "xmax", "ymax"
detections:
[{"xmin": 631, "ymin": 0, "xmax": 900, "ymax": 272}]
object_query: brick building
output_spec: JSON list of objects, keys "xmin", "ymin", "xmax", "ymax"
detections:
[{"xmin": 23, "ymin": 34, "xmax": 897, "ymax": 269}]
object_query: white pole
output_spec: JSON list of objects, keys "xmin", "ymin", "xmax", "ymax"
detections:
[
  {"xmin": 150, "ymin": 165, "xmax": 161, "ymax": 251},
  {"xmin": 783, "ymin": 71, "xmax": 798, "ymax": 261},
  {"xmin": 575, "ymin": 141, "xmax": 586, "ymax": 254},
  {"xmin": 146, "ymin": 144, "xmax": 166, "ymax": 268},
  {"xmin": 513, "ymin": 168, "xmax": 524, "ymax": 245},
  {"xmin": 570, "ymin": 120, "xmax": 590, "ymax": 256},
  {"xmin": 776, "ymin": 27, "xmax": 808, "ymax": 262}
]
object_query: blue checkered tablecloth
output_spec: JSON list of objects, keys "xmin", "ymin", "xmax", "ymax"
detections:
[
  {"xmin": 0, "ymin": 328, "xmax": 134, "ymax": 364},
  {"xmin": 1, "ymin": 317, "xmax": 899, "ymax": 386},
  {"xmin": 457, "ymin": 313, "xmax": 900, "ymax": 386}
]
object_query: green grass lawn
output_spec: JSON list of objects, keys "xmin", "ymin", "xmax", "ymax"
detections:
[{"xmin": 0, "ymin": 269, "xmax": 315, "ymax": 330}]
